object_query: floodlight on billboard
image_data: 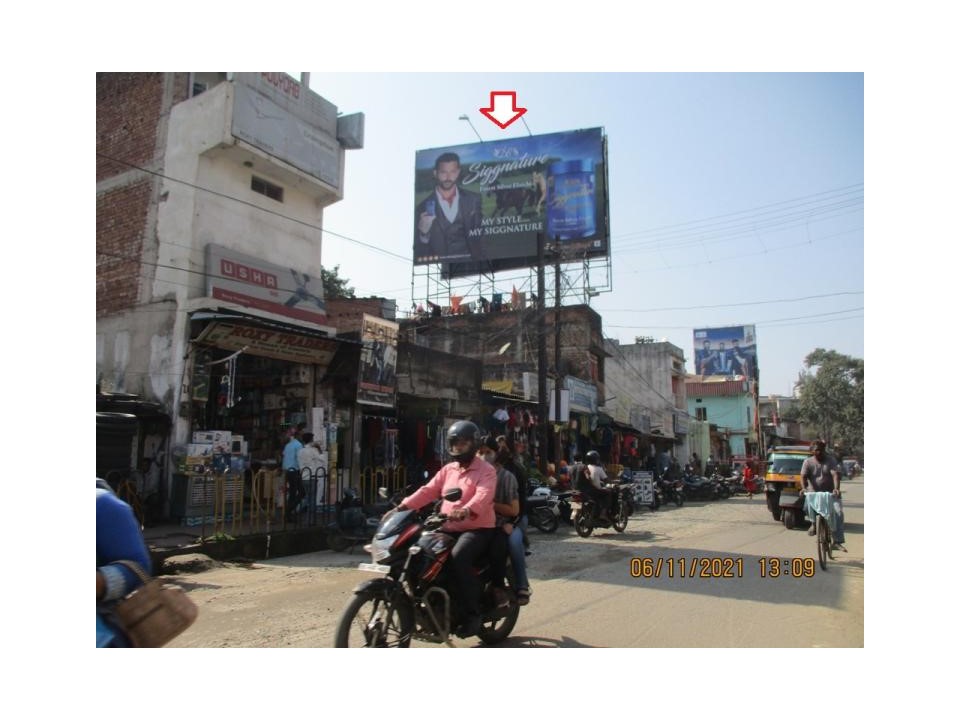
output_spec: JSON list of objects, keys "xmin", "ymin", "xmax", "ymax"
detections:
[
  {"xmin": 692, "ymin": 325, "xmax": 759, "ymax": 381},
  {"xmin": 413, "ymin": 128, "xmax": 609, "ymax": 278}
]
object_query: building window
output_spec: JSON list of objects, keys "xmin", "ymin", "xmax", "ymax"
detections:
[
  {"xmin": 251, "ymin": 176, "xmax": 284, "ymax": 202},
  {"xmin": 696, "ymin": 407, "xmax": 707, "ymax": 421}
]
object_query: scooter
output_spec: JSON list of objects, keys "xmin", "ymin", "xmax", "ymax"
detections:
[
  {"xmin": 326, "ymin": 486, "xmax": 395, "ymax": 553},
  {"xmin": 527, "ymin": 486, "xmax": 561, "ymax": 533}
]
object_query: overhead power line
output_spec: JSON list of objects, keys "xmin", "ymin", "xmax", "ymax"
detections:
[
  {"xmin": 597, "ymin": 290, "xmax": 863, "ymax": 314},
  {"xmin": 96, "ymin": 152, "xmax": 412, "ymax": 263}
]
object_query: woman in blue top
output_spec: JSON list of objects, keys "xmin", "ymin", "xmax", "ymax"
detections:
[{"xmin": 96, "ymin": 478, "xmax": 151, "ymax": 647}]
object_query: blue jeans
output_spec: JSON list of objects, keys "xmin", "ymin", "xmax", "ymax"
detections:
[
  {"xmin": 508, "ymin": 515, "xmax": 530, "ymax": 591},
  {"xmin": 832, "ymin": 498, "xmax": 846, "ymax": 544}
]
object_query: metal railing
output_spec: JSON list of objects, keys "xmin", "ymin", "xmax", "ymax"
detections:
[{"xmin": 191, "ymin": 465, "xmax": 411, "ymax": 537}]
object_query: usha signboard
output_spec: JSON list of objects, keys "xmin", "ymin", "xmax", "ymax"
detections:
[
  {"xmin": 205, "ymin": 244, "xmax": 327, "ymax": 328},
  {"xmin": 693, "ymin": 325, "xmax": 759, "ymax": 381},
  {"xmin": 413, "ymin": 127, "xmax": 609, "ymax": 278}
]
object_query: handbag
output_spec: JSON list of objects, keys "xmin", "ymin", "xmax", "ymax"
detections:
[{"xmin": 111, "ymin": 560, "xmax": 198, "ymax": 647}]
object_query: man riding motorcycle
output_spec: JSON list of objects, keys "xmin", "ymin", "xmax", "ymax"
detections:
[
  {"xmin": 580, "ymin": 450, "xmax": 615, "ymax": 519},
  {"xmin": 393, "ymin": 420, "xmax": 497, "ymax": 637}
]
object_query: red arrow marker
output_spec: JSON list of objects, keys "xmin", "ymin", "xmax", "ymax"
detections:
[{"xmin": 479, "ymin": 91, "xmax": 527, "ymax": 129}]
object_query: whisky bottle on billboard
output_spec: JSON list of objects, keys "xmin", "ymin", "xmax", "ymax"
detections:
[{"xmin": 546, "ymin": 159, "xmax": 596, "ymax": 240}]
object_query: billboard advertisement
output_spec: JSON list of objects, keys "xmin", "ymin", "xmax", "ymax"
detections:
[
  {"xmin": 413, "ymin": 128, "xmax": 608, "ymax": 278},
  {"xmin": 358, "ymin": 314, "xmax": 399, "ymax": 408},
  {"xmin": 693, "ymin": 325, "xmax": 758, "ymax": 380},
  {"xmin": 205, "ymin": 244, "xmax": 327, "ymax": 327}
]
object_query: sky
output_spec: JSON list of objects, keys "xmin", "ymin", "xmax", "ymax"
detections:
[{"xmin": 307, "ymin": 72, "xmax": 863, "ymax": 397}]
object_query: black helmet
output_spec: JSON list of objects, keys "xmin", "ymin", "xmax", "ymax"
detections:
[
  {"xmin": 585, "ymin": 450, "xmax": 601, "ymax": 465},
  {"xmin": 447, "ymin": 421, "xmax": 482, "ymax": 463}
]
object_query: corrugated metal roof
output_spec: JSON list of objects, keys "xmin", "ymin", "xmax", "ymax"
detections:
[{"xmin": 685, "ymin": 377, "xmax": 749, "ymax": 397}]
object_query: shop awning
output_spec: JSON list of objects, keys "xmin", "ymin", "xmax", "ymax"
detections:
[
  {"xmin": 193, "ymin": 315, "xmax": 356, "ymax": 366},
  {"xmin": 481, "ymin": 381, "xmax": 538, "ymax": 405}
]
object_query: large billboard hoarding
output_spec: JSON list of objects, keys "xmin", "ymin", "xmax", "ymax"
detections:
[
  {"xmin": 413, "ymin": 128, "xmax": 609, "ymax": 278},
  {"xmin": 693, "ymin": 325, "xmax": 758, "ymax": 381}
]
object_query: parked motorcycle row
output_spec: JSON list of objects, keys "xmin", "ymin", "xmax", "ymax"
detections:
[{"xmin": 529, "ymin": 466, "xmax": 755, "ymax": 538}]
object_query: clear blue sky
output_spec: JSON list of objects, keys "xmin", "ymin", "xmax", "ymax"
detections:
[{"xmin": 308, "ymin": 72, "xmax": 863, "ymax": 397}]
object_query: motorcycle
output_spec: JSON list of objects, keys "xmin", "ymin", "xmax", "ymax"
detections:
[
  {"xmin": 333, "ymin": 487, "xmax": 521, "ymax": 647},
  {"xmin": 682, "ymin": 471, "xmax": 720, "ymax": 501},
  {"xmin": 710, "ymin": 473, "xmax": 733, "ymax": 500},
  {"xmin": 659, "ymin": 476, "xmax": 685, "ymax": 506},
  {"xmin": 570, "ymin": 484, "xmax": 631, "ymax": 537},
  {"xmin": 554, "ymin": 490, "xmax": 574, "ymax": 525},
  {"xmin": 527, "ymin": 486, "xmax": 561, "ymax": 533},
  {"xmin": 725, "ymin": 471, "xmax": 750, "ymax": 496},
  {"xmin": 326, "ymin": 486, "xmax": 394, "ymax": 553}
]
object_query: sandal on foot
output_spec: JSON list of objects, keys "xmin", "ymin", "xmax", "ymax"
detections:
[{"xmin": 516, "ymin": 588, "xmax": 531, "ymax": 606}]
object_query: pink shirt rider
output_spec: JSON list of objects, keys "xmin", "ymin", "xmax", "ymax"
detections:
[{"xmin": 403, "ymin": 456, "xmax": 497, "ymax": 532}]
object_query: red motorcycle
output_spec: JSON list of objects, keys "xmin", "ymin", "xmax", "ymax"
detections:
[{"xmin": 333, "ymin": 488, "xmax": 521, "ymax": 647}]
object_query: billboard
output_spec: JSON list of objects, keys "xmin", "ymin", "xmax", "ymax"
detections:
[
  {"xmin": 205, "ymin": 244, "xmax": 327, "ymax": 327},
  {"xmin": 413, "ymin": 128, "xmax": 608, "ymax": 278},
  {"xmin": 358, "ymin": 314, "xmax": 399, "ymax": 408},
  {"xmin": 693, "ymin": 325, "xmax": 758, "ymax": 380}
]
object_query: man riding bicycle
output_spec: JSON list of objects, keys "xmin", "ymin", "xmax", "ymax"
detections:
[{"xmin": 801, "ymin": 439, "xmax": 845, "ymax": 549}]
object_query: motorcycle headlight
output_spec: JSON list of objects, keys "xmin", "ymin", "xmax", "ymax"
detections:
[{"xmin": 370, "ymin": 534, "xmax": 396, "ymax": 562}]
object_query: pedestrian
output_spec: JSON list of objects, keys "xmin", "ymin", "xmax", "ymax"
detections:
[
  {"xmin": 297, "ymin": 432, "xmax": 325, "ymax": 510},
  {"xmin": 743, "ymin": 461, "xmax": 755, "ymax": 498},
  {"xmin": 283, "ymin": 427, "xmax": 304, "ymax": 521},
  {"xmin": 97, "ymin": 478, "xmax": 152, "ymax": 647}
]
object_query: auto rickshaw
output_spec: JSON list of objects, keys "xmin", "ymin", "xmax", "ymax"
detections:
[{"xmin": 763, "ymin": 445, "xmax": 811, "ymax": 530}]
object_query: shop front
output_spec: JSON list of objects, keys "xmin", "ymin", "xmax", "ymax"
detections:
[{"xmin": 174, "ymin": 312, "xmax": 356, "ymax": 528}]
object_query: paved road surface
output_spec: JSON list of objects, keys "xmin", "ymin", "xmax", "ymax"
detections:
[{"xmin": 167, "ymin": 476, "xmax": 864, "ymax": 648}]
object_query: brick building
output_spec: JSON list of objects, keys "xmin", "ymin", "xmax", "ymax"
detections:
[{"xmin": 97, "ymin": 73, "xmax": 366, "ymax": 515}]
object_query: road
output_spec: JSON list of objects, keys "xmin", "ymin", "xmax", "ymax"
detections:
[{"xmin": 166, "ymin": 476, "xmax": 864, "ymax": 648}]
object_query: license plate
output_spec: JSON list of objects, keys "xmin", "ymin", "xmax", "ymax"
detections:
[
  {"xmin": 358, "ymin": 563, "xmax": 390, "ymax": 574},
  {"xmin": 570, "ymin": 501, "xmax": 582, "ymax": 510}
]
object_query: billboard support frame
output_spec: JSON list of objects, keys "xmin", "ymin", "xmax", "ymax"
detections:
[{"xmin": 409, "ymin": 253, "xmax": 612, "ymax": 317}]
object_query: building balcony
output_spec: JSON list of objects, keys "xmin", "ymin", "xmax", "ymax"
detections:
[{"xmin": 176, "ymin": 73, "xmax": 363, "ymax": 209}]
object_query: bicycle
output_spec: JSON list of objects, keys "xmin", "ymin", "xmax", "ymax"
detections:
[{"xmin": 804, "ymin": 490, "xmax": 841, "ymax": 570}]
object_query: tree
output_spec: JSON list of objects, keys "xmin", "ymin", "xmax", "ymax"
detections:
[
  {"xmin": 794, "ymin": 349, "xmax": 864, "ymax": 457},
  {"xmin": 321, "ymin": 265, "xmax": 355, "ymax": 299}
]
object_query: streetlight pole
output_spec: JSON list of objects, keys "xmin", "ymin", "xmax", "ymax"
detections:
[{"xmin": 458, "ymin": 114, "xmax": 484, "ymax": 143}]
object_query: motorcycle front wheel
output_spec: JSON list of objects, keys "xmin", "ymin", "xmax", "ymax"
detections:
[
  {"xmin": 613, "ymin": 504, "xmax": 629, "ymax": 533},
  {"xmin": 674, "ymin": 491, "xmax": 684, "ymax": 507},
  {"xmin": 333, "ymin": 590, "xmax": 413, "ymax": 647}
]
